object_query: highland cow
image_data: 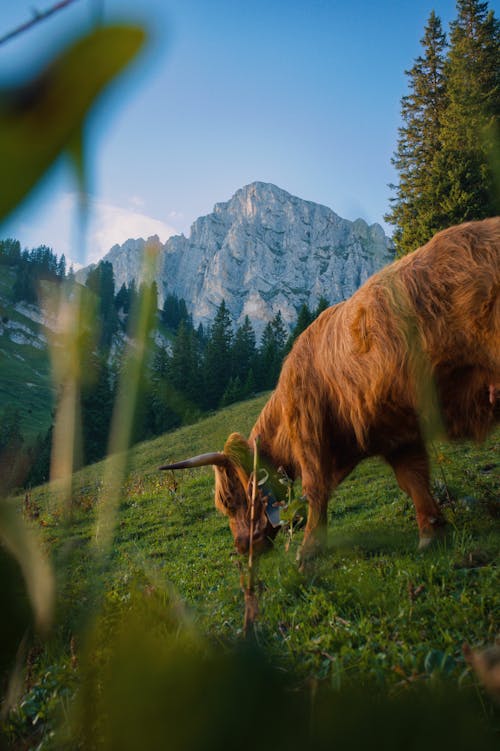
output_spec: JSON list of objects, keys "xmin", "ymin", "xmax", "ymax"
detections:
[{"xmin": 161, "ymin": 218, "xmax": 500, "ymax": 562}]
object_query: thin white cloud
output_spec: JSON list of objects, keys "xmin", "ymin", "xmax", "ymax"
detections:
[
  {"xmin": 129, "ymin": 195, "xmax": 146, "ymax": 209},
  {"xmin": 2, "ymin": 192, "xmax": 179, "ymax": 268},
  {"xmin": 85, "ymin": 198, "xmax": 178, "ymax": 265}
]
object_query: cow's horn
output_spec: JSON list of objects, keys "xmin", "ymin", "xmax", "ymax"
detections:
[{"xmin": 159, "ymin": 452, "xmax": 229, "ymax": 470}]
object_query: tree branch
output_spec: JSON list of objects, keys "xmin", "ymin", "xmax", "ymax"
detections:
[{"xmin": 0, "ymin": 0, "xmax": 81, "ymax": 46}]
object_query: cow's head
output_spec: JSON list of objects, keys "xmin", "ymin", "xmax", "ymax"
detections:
[{"xmin": 160, "ymin": 433, "xmax": 283, "ymax": 555}]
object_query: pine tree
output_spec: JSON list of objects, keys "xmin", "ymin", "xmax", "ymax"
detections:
[
  {"xmin": 0, "ymin": 238, "xmax": 21, "ymax": 265},
  {"xmin": 221, "ymin": 376, "xmax": 245, "ymax": 407},
  {"xmin": 0, "ymin": 406, "xmax": 28, "ymax": 493},
  {"xmin": 146, "ymin": 345, "xmax": 182, "ymax": 434},
  {"xmin": 294, "ymin": 303, "xmax": 313, "ymax": 338},
  {"xmin": 434, "ymin": 0, "xmax": 500, "ymax": 224},
  {"xmin": 169, "ymin": 319, "xmax": 202, "ymax": 405},
  {"xmin": 285, "ymin": 303, "xmax": 314, "ymax": 351},
  {"xmin": 386, "ymin": 11, "xmax": 448, "ymax": 254},
  {"xmin": 80, "ymin": 352, "xmax": 114, "ymax": 464},
  {"xmin": 161, "ymin": 293, "xmax": 190, "ymax": 331},
  {"xmin": 126, "ymin": 279, "xmax": 137, "ymax": 327},
  {"xmin": 231, "ymin": 315, "xmax": 257, "ymax": 384},
  {"xmin": 203, "ymin": 300, "xmax": 233, "ymax": 408},
  {"xmin": 257, "ymin": 311, "xmax": 287, "ymax": 390},
  {"xmin": 314, "ymin": 296, "xmax": 329, "ymax": 318},
  {"xmin": 85, "ymin": 261, "xmax": 118, "ymax": 349},
  {"xmin": 57, "ymin": 254, "xmax": 66, "ymax": 279},
  {"xmin": 115, "ymin": 282, "xmax": 130, "ymax": 314},
  {"xmin": 26, "ymin": 425, "xmax": 53, "ymax": 487}
]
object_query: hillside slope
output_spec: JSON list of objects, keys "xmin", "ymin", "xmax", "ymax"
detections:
[
  {"xmin": 28, "ymin": 394, "xmax": 499, "ymax": 642},
  {"xmin": 0, "ymin": 268, "xmax": 54, "ymax": 436},
  {"xmin": 5, "ymin": 396, "xmax": 499, "ymax": 747}
]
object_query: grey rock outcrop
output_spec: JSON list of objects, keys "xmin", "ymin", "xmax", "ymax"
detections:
[{"xmin": 79, "ymin": 182, "xmax": 394, "ymax": 336}]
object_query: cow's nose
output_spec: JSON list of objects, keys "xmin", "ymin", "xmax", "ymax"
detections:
[{"xmin": 235, "ymin": 535, "xmax": 249, "ymax": 554}]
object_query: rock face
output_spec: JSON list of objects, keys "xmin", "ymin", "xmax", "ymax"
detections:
[
  {"xmin": 76, "ymin": 237, "xmax": 148, "ymax": 291},
  {"xmin": 79, "ymin": 182, "xmax": 394, "ymax": 335}
]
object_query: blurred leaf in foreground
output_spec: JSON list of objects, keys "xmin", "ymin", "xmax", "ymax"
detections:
[
  {"xmin": 0, "ymin": 500, "xmax": 54, "ymax": 634},
  {"xmin": 0, "ymin": 23, "xmax": 146, "ymax": 222}
]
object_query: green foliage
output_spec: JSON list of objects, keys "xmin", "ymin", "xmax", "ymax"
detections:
[
  {"xmin": 26, "ymin": 425, "xmax": 53, "ymax": 487},
  {"xmin": 292, "ymin": 302, "xmax": 314, "ymax": 339},
  {"xmin": 168, "ymin": 319, "xmax": 203, "ymax": 404},
  {"xmin": 220, "ymin": 374, "xmax": 245, "ymax": 406},
  {"xmin": 0, "ymin": 241, "xmax": 67, "ymax": 305},
  {"xmin": 315, "ymin": 295, "xmax": 329, "ymax": 317},
  {"xmin": 0, "ymin": 237, "xmax": 21, "ymax": 265},
  {"xmin": 258, "ymin": 311, "xmax": 288, "ymax": 389},
  {"xmin": 0, "ymin": 25, "xmax": 146, "ymax": 222},
  {"xmin": 203, "ymin": 300, "xmax": 234, "ymax": 408},
  {"xmin": 387, "ymin": 1, "xmax": 500, "ymax": 254},
  {"xmin": 58, "ymin": 590, "xmax": 498, "ymax": 750},
  {"xmin": 231, "ymin": 315, "xmax": 257, "ymax": 383},
  {"xmin": 0, "ymin": 405, "xmax": 31, "ymax": 494},
  {"xmin": 85, "ymin": 261, "xmax": 118, "ymax": 349},
  {"xmin": 386, "ymin": 11, "xmax": 448, "ymax": 254},
  {"xmin": 80, "ymin": 352, "xmax": 113, "ymax": 465},
  {"xmin": 0, "ymin": 21, "xmax": 148, "ymax": 735},
  {"xmin": 161, "ymin": 292, "xmax": 191, "ymax": 331},
  {"xmin": 434, "ymin": 0, "xmax": 500, "ymax": 225},
  {"xmin": 3, "ymin": 403, "xmax": 498, "ymax": 748},
  {"xmin": 1, "ymin": 242, "xmax": 333, "ymax": 462}
]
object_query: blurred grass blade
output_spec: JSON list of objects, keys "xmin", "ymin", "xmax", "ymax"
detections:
[
  {"xmin": 94, "ymin": 239, "xmax": 161, "ymax": 553},
  {"xmin": 0, "ymin": 23, "xmax": 146, "ymax": 221},
  {"xmin": 0, "ymin": 500, "xmax": 54, "ymax": 632},
  {"xmin": 42, "ymin": 282, "xmax": 98, "ymax": 513}
]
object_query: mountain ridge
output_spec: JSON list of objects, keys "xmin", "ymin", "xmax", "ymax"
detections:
[{"xmin": 78, "ymin": 182, "xmax": 394, "ymax": 334}]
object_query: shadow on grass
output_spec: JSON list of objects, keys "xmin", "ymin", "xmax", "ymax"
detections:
[{"xmin": 325, "ymin": 526, "xmax": 419, "ymax": 558}]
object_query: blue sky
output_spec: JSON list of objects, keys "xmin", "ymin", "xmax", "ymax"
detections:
[{"xmin": 1, "ymin": 0, "xmax": 498, "ymax": 266}]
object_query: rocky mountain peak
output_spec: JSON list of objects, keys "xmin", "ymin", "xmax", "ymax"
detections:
[{"xmin": 78, "ymin": 183, "xmax": 394, "ymax": 336}]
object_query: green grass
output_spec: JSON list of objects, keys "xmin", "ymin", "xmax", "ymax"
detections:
[
  {"xmin": 2, "ymin": 396, "xmax": 499, "ymax": 748},
  {"xmin": 0, "ymin": 269, "xmax": 54, "ymax": 436}
]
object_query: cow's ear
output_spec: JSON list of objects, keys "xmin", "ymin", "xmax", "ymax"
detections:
[
  {"xmin": 223, "ymin": 433, "xmax": 254, "ymax": 474},
  {"xmin": 214, "ymin": 459, "xmax": 247, "ymax": 513}
]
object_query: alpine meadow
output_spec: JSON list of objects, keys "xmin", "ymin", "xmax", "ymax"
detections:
[{"xmin": 0, "ymin": 1, "xmax": 499, "ymax": 750}]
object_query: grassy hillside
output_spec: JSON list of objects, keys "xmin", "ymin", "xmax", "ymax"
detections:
[
  {"xmin": 0, "ymin": 269, "xmax": 54, "ymax": 437},
  {"xmin": 2, "ymin": 395, "xmax": 499, "ymax": 748}
]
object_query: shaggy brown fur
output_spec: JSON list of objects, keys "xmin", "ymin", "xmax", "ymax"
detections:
[{"xmin": 167, "ymin": 218, "xmax": 500, "ymax": 559}]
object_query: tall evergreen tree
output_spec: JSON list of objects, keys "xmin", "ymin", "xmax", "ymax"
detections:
[
  {"xmin": 386, "ymin": 11, "xmax": 448, "ymax": 254},
  {"xmin": 161, "ymin": 293, "xmax": 190, "ymax": 331},
  {"xmin": 80, "ymin": 352, "xmax": 114, "ymax": 464},
  {"xmin": 0, "ymin": 406, "xmax": 28, "ymax": 493},
  {"xmin": 434, "ymin": 0, "xmax": 500, "ymax": 224},
  {"xmin": 169, "ymin": 319, "xmax": 203, "ymax": 405},
  {"xmin": 314, "ymin": 296, "xmax": 329, "ymax": 318},
  {"xmin": 115, "ymin": 282, "xmax": 130, "ymax": 314},
  {"xmin": 285, "ymin": 302, "xmax": 314, "ymax": 351},
  {"xmin": 231, "ymin": 315, "xmax": 257, "ymax": 384},
  {"xmin": 26, "ymin": 425, "xmax": 53, "ymax": 487},
  {"xmin": 203, "ymin": 300, "xmax": 233, "ymax": 408},
  {"xmin": 0, "ymin": 238, "xmax": 21, "ymax": 265},
  {"xmin": 257, "ymin": 312, "xmax": 288, "ymax": 390},
  {"xmin": 145, "ymin": 345, "xmax": 182, "ymax": 435},
  {"xmin": 85, "ymin": 261, "xmax": 118, "ymax": 349}
]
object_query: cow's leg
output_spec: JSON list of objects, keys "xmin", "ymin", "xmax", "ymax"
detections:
[
  {"xmin": 386, "ymin": 445, "xmax": 446, "ymax": 548},
  {"xmin": 298, "ymin": 463, "xmax": 356, "ymax": 564},
  {"xmin": 298, "ymin": 473, "xmax": 329, "ymax": 565}
]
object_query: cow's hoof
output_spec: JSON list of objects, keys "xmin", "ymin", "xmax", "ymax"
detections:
[
  {"xmin": 418, "ymin": 535, "xmax": 435, "ymax": 550},
  {"xmin": 418, "ymin": 518, "xmax": 447, "ymax": 550},
  {"xmin": 297, "ymin": 535, "xmax": 326, "ymax": 571}
]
